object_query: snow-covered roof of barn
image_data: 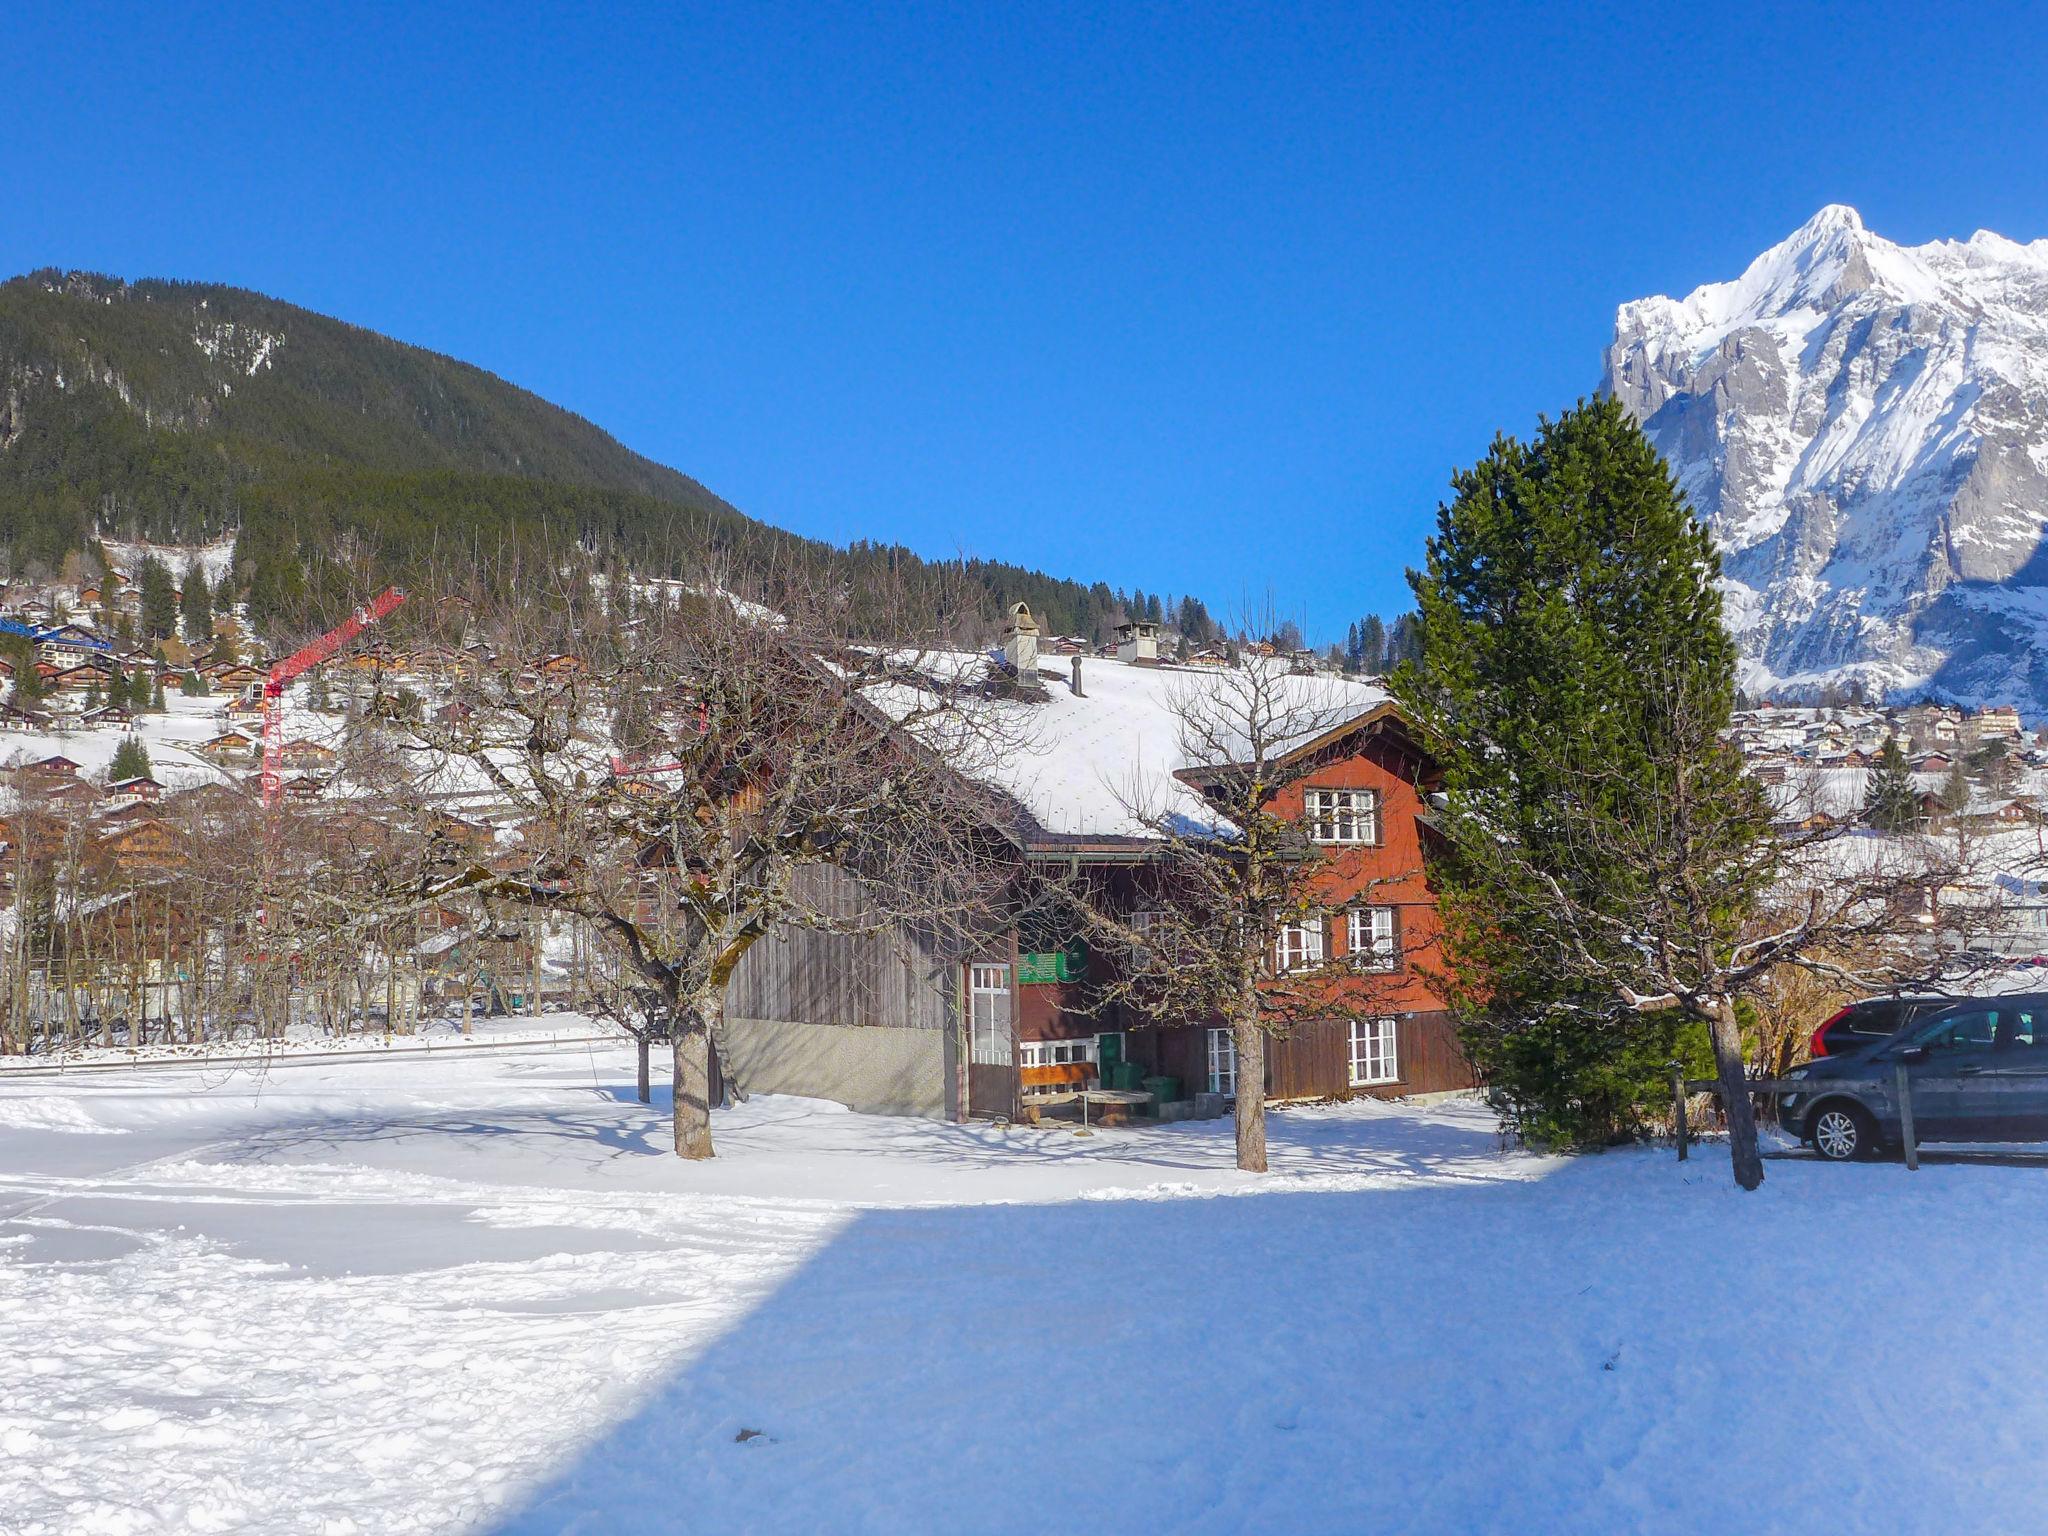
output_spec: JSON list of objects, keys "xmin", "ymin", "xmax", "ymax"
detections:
[{"xmin": 883, "ymin": 652, "xmax": 1396, "ymax": 844}]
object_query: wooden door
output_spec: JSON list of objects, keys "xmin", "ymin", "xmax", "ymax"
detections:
[{"xmin": 967, "ymin": 962, "xmax": 1017, "ymax": 1117}]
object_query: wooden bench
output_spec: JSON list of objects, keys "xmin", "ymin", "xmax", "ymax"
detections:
[{"xmin": 1020, "ymin": 1062, "xmax": 1094, "ymax": 1098}]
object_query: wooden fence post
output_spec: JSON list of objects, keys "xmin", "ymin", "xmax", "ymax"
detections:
[
  {"xmin": 1670, "ymin": 1062, "xmax": 1688, "ymax": 1161},
  {"xmin": 1894, "ymin": 1063, "xmax": 1919, "ymax": 1172}
]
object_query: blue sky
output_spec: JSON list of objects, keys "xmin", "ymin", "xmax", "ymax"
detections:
[{"xmin": 4, "ymin": 2, "xmax": 2046, "ymax": 638}]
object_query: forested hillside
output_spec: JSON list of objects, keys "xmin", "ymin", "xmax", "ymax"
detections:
[{"xmin": 0, "ymin": 269, "xmax": 1196, "ymax": 639}]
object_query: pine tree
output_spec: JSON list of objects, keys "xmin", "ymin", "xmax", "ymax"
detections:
[
  {"xmin": 1398, "ymin": 396, "xmax": 1774, "ymax": 1186},
  {"xmin": 1863, "ymin": 736, "xmax": 1919, "ymax": 832},
  {"xmin": 1360, "ymin": 614, "xmax": 1387, "ymax": 674},
  {"xmin": 1939, "ymin": 760, "xmax": 1971, "ymax": 819},
  {"xmin": 1390, "ymin": 612, "xmax": 1422, "ymax": 667},
  {"xmin": 180, "ymin": 567, "xmax": 214, "ymax": 645},
  {"xmin": 109, "ymin": 735, "xmax": 151, "ymax": 783},
  {"xmin": 138, "ymin": 557, "xmax": 177, "ymax": 640},
  {"xmin": 179, "ymin": 669, "xmax": 205, "ymax": 698},
  {"xmin": 150, "ymin": 674, "xmax": 166, "ymax": 712},
  {"xmin": 5, "ymin": 635, "xmax": 45, "ymax": 705}
]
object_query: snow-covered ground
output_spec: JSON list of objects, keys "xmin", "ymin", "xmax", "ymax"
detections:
[{"xmin": 5, "ymin": 1042, "xmax": 2048, "ymax": 1534}]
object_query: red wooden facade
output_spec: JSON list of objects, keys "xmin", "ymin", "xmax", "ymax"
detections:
[{"xmin": 972, "ymin": 703, "xmax": 1474, "ymax": 1118}]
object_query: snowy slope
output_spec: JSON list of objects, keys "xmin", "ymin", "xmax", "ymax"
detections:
[
  {"xmin": 11, "ymin": 1045, "xmax": 2048, "ymax": 1532},
  {"xmin": 1605, "ymin": 205, "xmax": 2048, "ymax": 713}
]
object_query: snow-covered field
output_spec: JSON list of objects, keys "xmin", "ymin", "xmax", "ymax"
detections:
[{"xmin": 5, "ymin": 1041, "xmax": 2048, "ymax": 1534}]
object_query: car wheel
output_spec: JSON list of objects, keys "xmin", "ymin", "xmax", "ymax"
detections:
[{"xmin": 1811, "ymin": 1102, "xmax": 1876, "ymax": 1162}]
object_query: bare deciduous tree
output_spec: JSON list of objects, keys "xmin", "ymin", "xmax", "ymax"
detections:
[
  {"xmin": 371, "ymin": 554, "xmax": 1017, "ymax": 1159},
  {"xmin": 1070, "ymin": 648, "xmax": 1400, "ymax": 1172}
]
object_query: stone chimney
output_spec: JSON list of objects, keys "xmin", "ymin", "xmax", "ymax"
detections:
[
  {"xmin": 1002, "ymin": 601, "xmax": 1041, "ymax": 680},
  {"xmin": 1115, "ymin": 618, "xmax": 1160, "ymax": 666}
]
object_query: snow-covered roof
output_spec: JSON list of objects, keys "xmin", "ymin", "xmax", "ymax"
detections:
[{"xmin": 889, "ymin": 654, "xmax": 1396, "ymax": 844}]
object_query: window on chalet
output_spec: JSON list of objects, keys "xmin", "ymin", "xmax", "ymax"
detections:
[
  {"xmin": 969, "ymin": 964, "xmax": 1012, "ymax": 1066},
  {"xmin": 1128, "ymin": 908, "xmax": 1169, "ymax": 944},
  {"xmin": 1348, "ymin": 1017, "xmax": 1399, "ymax": 1087},
  {"xmin": 1274, "ymin": 918, "xmax": 1325, "ymax": 973},
  {"xmin": 1347, "ymin": 906, "xmax": 1398, "ymax": 971},
  {"xmin": 1305, "ymin": 787, "xmax": 1379, "ymax": 845},
  {"xmin": 1207, "ymin": 1027, "xmax": 1237, "ymax": 1095}
]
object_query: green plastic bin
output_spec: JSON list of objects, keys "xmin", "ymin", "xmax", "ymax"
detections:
[
  {"xmin": 1142, "ymin": 1075, "xmax": 1180, "ymax": 1107},
  {"xmin": 1109, "ymin": 1060, "xmax": 1145, "ymax": 1092}
]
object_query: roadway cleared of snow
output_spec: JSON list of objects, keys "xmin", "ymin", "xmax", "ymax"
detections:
[{"xmin": 3, "ymin": 1040, "xmax": 2045, "ymax": 1533}]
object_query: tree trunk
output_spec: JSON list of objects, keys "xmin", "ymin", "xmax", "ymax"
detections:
[
  {"xmin": 672, "ymin": 1005, "xmax": 715, "ymax": 1160},
  {"xmin": 636, "ymin": 1033, "xmax": 651, "ymax": 1104},
  {"xmin": 1233, "ymin": 1017, "xmax": 1269, "ymax": 1173},
  {"xmin": 1708, "ymin": 997, "xmax": 1763, "ymax": 1191}
]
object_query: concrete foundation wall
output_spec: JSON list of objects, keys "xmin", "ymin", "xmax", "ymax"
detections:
[{"xmin": 724, "ymin": 1016, "xmax": 951, "ymax": 1119}]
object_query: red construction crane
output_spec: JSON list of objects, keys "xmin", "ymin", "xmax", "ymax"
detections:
[{"xmin": 261, "ymin": 587, "xmax": 407, "ymax": 807}]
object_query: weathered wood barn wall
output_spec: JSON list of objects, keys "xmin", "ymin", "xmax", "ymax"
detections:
[{"xmin": 723, "ymin": 865, "xmax": 963, "ymax": 1118}]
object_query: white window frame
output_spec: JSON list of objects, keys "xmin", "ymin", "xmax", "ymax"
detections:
[
  {"xmin": 1128, "ymin": 908, "xmax": 1169, "ymax": 945},
  {"xmin": 1347, "ymin": 905, "xmax": 1398, "ymax": 971},
  {"xmin": 969, "ymin": 963, "xmax": 1011, "ymax": 1066},
  {"xmin": 1347, "ymin": 1017, "xmax": 1399, "ymax": 1087},
  {"xmin": 1207, "ymin": 1027, "xmax": 1237, "ymax": 1096},
  {"xmin": 1305, "ymin": 787, "xmax": 1380, "ymax": 846},
  {"xmin": 1018, "ymin": 1037, "xmax": 1099, "ymax": 1068},
  {"xmin": 1274, "ymin": 918, "xmax": 1325, "ymax": 973}
]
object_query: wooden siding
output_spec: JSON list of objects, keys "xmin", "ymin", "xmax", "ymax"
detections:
[
  {"xmin": 1117, "ymin": 1013, "xmax": 1472, "ymax": 1100},
  {"xmin": 726, "ymin": 864, "xmax": 956, "ymax": 1033},
  {"xmin": 1266, "ymin": 1011, "xmax": 1472, "ymax": 1101},
  {"xmin": 1265, "ymin": 728, "xmax": 1448, "ymax": 1018}
]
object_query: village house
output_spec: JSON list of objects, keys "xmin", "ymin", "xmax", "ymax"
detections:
[
  {"xmin": 205, "ymin": 662, "xmax": 270, "ymax": 693},
  {"xmin": 195, "ymin": 730, "xmax": 259, "ymax": 766},
  {"xmin": 1962, "ymin": 705, "xmax": 2025, "ymax": 749},
  {"xmin": 96, "ymin": 814, "xmax": 182, "ymax": 874},
  {"xmin": 278, "ymin": 739, "xmax": 339, "ymax": 771},
  {"xmin": 718, "ymin": 607, "xmax": 1473, "ymax": 1122}
]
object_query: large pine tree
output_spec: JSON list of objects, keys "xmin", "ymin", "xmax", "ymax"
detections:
[
  {"xmin": 180, "ymin": 567, "xmax": 214, "ymax": 645},
  {"xmin": 1863, "ymin": 736, "xmax": 1920, "ymax": 831},
  {"xmin": 109, "ymin": 735, "xmax": 151, "ymax": 782},
  {"xmin": 1397, "ymin": 396, "xmax": 1777, "ymax": 1186},
  {"xmin": 137, "ymin": 557, "xmax": 178, "ymax": 640}
]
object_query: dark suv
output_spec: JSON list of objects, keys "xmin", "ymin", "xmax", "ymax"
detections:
[
  {"xmin": 1780, "ymin": 995, "xmax": 2048, "ymax": 1159},
  {"xmin": 1807, "ymin": 996, "xmax": 1952, "ymax": 1058}
]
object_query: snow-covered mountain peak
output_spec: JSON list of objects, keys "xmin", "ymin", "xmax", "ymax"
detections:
[{"xmin": 1605, "ymin": 208, "xmax": 2048, "ymax": 718}]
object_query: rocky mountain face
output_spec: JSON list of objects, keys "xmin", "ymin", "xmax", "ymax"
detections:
[{"xmin": 1603, "ymin": 205, "xmax": 2048, "ymax": 716}]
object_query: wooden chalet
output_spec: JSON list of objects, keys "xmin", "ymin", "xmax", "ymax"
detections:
[
  {"xmin": 206, "ymin": 662, "xmax": 270, "ymax": 692},
  {"xmin": 278, "ymin": 739, "xmax": 339, "ymax": 770},
  {"xmin": 97, "ymin": 815, "xmax": 183, "ymax": 873},
  {"xmin": 720, "ymin": 634, "xmax": 1474, "ymax": 1123},
  {"xmin": 107, "ymin": 775, "xmax": 165, "ymax": 803},
  {"xmin": 196, "ymin": 730, "xmax": 260, "ymax": 765},
  {"xmin": 44, "ymin": 661, "xmax": 112, "ymax": 696}
]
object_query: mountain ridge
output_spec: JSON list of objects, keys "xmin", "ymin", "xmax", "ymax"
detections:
[{"xmin": 0, "ymin": 268, "xmax": 1186, "ymax": 643}]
